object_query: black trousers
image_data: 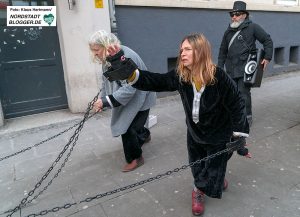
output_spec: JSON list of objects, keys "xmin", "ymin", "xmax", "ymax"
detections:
[
  {"xmin": 121, "ymin": 109, "xmax": 150, "ymax": 163},
  {"xmin": 187, "ymin": 131, "xmax": 230, "ymax": 199},
  {"xmin": 234, "ymin": 77, "xmax": 252, "ymax": 117}
]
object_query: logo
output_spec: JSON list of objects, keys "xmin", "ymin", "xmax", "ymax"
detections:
[
  {"xmin": 43, "ymin": 13, "xmax": 54, "ymax": 26},
  {"xmin": 7, "ymin": 6, "xmax": 56, "ymax": 27}
]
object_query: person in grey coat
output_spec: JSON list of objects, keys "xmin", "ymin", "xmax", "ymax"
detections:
[
  {"xmin": 218, "ymin": 1, "xmax": 273, "ymax": 126},
  {"xmin": 89, "ymin": 30, "xmax": 156, "ymax": 172}
]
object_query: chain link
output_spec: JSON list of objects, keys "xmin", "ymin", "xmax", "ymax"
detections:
[
  {"xmin": 22, "ymin": 145, "xmax": 239, "ymax": 217},
  {"xmin": 0, "ymin": 112, "xmax": 99, "ymax": 163},
  {"xmin": 2, "ymin": 90, "xmax": 245, "ymax": 217},
  {"xmin": 4, "ymin": 93, "xmax": 100, "ymax": 217}
]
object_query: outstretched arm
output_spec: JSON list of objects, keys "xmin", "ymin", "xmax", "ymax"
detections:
[{"xmin": 104, "ymin": 44, "xmax": 179, "ymax": 92}]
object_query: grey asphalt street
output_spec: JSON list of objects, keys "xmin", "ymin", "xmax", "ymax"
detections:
[{"xmin": 0, "ymin": 71, "xmax": 300, "ymax": 217}]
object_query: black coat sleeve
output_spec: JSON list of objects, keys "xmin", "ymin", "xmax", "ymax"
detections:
[
  {"xmin": 132, "ymin": 69, "xmax": 179, "ymax": 92},
  {"xmin": 217, "ymin": 30, "xmax": 229, "ymax": 69},
  {"xmin": 253, "ymin": 23, "xmax": 273, "ymax": 61},
  {"xmin": 217, "ymin": 68, "xmax": 249, "ymax": 134}
]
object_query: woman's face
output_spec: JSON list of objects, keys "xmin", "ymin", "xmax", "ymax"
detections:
[
  {"xmin": 90, "ymin": 44, "xmax": 106, "ymax": 62},
  {"xmin": 180, "ymin": 39, "xmax": 193, "ymax": 69}
]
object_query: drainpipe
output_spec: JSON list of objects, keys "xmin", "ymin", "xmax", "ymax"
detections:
[
  {"xmin": 108, "ymin": 0, "xmax": 118, "ymax": 35},
  {"xmin": 0, "ymin": 101, "xmax": 4, "ymax": 127}
]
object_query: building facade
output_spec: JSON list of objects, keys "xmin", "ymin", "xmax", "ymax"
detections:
[
  {"xmin": 0, "ymin": 0, "xmax": 111, "ymax": 126},
  {"xmin": 1, "ymin": 0, "xmax": 299, "ymax": 126},
  {"xmin": 115, "ymin": 0, "xmax": 300, "ymax": 74}
]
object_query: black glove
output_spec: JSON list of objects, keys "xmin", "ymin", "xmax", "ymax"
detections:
[
  {"xmin": 104, "ymin": 50, "xmax": 138, "ymax": 82},
  {"xmin": 106, "ymin": 49, "xmax": 126, "ymax": 70},
  {"xmin": 237, "ymin": 145, "xmax": 249, "ymax": 156},
  {"xmin": 226, "ymin": 137, "xmax": 246, "ymax": 152},
  {"xmin": 227, "ymin": 136, "xmax": 251, "ymax": 158}
]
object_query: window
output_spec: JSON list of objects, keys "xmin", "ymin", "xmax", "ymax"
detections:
[
  {"xmin": 276, "ymin": 0, "xmax": 299, "ymax": 6},
  {"xmin": 11, "ymin": 0, "xmax": 30, "ymax": 6},
  {"xmin": 289, "ymin": 46, "xmax": 299, "ymax": 64},
  {"xmin": 274, "ymin": 47, "xmax": 285, "ymax": 67},
  {"xmin": 0, "ymin": 0, "xmax": 8, "ymax": 25},
  {"xmin": 0, "ymin": 0, "xmax": 9, "ymax": 9}
]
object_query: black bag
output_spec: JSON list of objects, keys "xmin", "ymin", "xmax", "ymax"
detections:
[
  {"xmin": 229, "ymin": 32, "xmax": 265, "ymax": 88},
  {"xmin": 243, "ymin": 49, "xmax": 265, "ymax": 87}
]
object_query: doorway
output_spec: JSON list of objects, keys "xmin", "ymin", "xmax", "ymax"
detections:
[{"xmin": 0, "ymin": 0, "xmax": 68, "ymax": 118}]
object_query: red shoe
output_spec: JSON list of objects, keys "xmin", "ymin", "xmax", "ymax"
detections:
[
  {"xmin": 122, "ymin": 156, "xmax": 144, "ymax": 172},
  {"xmin": 223, "ymin": 178, "xmax": 228, "ymax": 191},
  {"xmin": 192, "ymin": 189, "xmax": 205, "ymax": 216}
]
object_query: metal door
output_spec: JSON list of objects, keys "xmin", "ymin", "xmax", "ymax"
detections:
[{"xmin": 0, "ymin": 0, "xmax": 68, "ymax": 118}]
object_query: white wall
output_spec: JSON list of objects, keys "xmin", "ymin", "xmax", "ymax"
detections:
[
  {"xmin": 55, "ymin": 0, "xmax": 111, "ymax": 112},
  {"xmin": 116, "ymin": 0, "xmax": 300, "ymax": 12}
]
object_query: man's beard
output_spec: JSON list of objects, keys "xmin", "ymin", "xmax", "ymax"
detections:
[{"xmin": 230, "ymin": 19, "xmax": 245, "ymax": 28}]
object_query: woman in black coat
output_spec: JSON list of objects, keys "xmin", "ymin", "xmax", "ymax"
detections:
[{"xmin": 105, "ymin": 33, "xmax": 249, "ymax": 216}]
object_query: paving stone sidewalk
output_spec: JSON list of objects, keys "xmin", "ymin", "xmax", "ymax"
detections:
[{"xmin": 0, "ymin": 72, "xmax": 300, "ymax": 217}]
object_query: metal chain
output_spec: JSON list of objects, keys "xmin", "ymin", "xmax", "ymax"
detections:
[
  {"xmin": 0, "ymin": 125, "xmax": 76, "ymax": 162},
  {"xmin": 0, "ymin": 113, "xmax": 98, "ymax": 163},
  {"xmin": 4, "ymin": 93, "xmax": 100, "ymax": 217},
  {"xmin": 22, "ymin": 144, "xmax": 240, "ymax": 217}
]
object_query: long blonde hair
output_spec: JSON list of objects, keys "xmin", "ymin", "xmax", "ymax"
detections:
[{"xmin": 177, "ymin": 33, "xmax": 216, "ymax": 85}]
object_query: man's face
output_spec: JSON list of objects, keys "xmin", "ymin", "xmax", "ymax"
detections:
[
  {"xmin": 230, "ymin": 11, "xmax": 247, "ymax": 28},
  {"xmin": 180, "ymin": 39, "xmax": 193, "ymax": 70},
  {"xmin": 90, "ymin": 44, "xmax": 106, "ymax": 62}
]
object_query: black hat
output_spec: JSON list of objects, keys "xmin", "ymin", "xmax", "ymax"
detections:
[{"xmin": 230, "ymin": 1, "xmax": 248, "ymax": 15}]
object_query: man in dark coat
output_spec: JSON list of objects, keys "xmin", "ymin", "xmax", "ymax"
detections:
[{"xmin": 218, "ymin": 1, "xmax": 273, "ymax": 126}]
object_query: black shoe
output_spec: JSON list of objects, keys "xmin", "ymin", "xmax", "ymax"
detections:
[{"xmin": 144, "ymin": 135, "xmax": 151, "ymax": 143}]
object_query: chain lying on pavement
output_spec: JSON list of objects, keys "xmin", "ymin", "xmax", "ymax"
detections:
[
  {"xmin": 1, "ymin": 90, "xmax": 245, "ymax": 217},
  {"xmin": 0, "ymin": 113, "xmax": 98, "ymax": 163},
  {"xmin": 21, "ymin": 143, "xmax": 241, "ymax": 217},
  {"xmin": 4, "ymin": 93, "xmax": 100, "ymax": 217}
]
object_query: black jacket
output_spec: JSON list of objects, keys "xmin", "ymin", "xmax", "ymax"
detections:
[
  {"xmin": 132, "ymin": 67, "xmax": 249, "ymax": 146},
  {"xmin": 218, "ymin": 19, "xmax": 273, "ymax": 78}
]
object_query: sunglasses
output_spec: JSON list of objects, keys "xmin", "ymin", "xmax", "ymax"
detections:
[{"xmin": 230, "ymin": 12, "xmax": 244, "ymax": 17}]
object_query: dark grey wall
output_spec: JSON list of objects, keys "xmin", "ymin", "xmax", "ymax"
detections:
[{"xmin": 116, "ymin": 6, "xmax": 300, "ymax": 76}]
